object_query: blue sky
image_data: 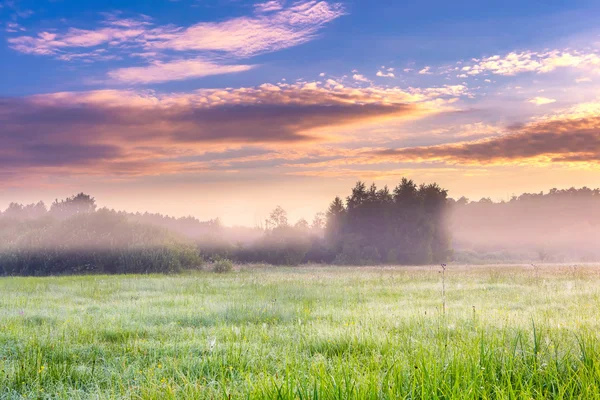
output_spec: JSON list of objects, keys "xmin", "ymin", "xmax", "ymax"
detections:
[
  {"xmin": 2, "ymin": 0, "xmax": 600, "ymax": 224},
  {"xmin": 2, "ymin": 0, "xmax": 599, "ymax": 95}
]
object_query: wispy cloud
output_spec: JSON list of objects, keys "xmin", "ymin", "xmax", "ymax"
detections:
[
  {"xmin": 0, "ymin": 0, "xmax": 33, "ymax": 22},
  {"xmin": 7, "ymin": 1, "xmax": 345, "ymax": 83},
  {"xmin": 8, "ymin": 26, "xmax": 146, "ymax": 56},
  {"xmin": 5, "ymin": 21, "xmax": 25, "ymax": 32},
  {"xmin": 108, "ymin": 59, "xmax": 255, "ymax": 84},
  {"xmin": 148, "ymin": 1, "xmax": 345, "ymax": 57},
  {"xmin": 254, "ymin": 0, "xmax": 286, "ymax": 13}
]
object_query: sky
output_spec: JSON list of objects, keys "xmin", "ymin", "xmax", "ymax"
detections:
[{"xmin": 2, "ymin": 0, "xmax": 600, "ymax": 225}]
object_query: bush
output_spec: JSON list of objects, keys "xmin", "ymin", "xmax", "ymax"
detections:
[
  {"xmin": 0, "ymin": 210, "xmax": 203, "ymax": 276},
  {"xmin": 212, "ymin": 257, "xmax": 233, "ymax": 273}
]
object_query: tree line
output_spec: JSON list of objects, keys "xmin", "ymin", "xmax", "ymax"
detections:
[
  {"xmin": 2, "ymin": 182, "xmax": 599, "ymax": 275},
  {"xmin": 0, "ymin": 179, "xmax": 451, "ymax": 275},
  {"xmin": 449, "ymin": 187, "xmax": 600, "ymax": 262}
]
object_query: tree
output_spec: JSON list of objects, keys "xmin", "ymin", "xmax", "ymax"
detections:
[
  {"xmin": 3, "ymin": 203, "xmax": 24, "ymax": 219},
  {"xmin": 294, "ymin": 218, "xmax": 309, "ymax": 230},
  {"xmin": 1, "ymin": 202, "xmax": 47, "ymax": 220},
  {"xmin": 325, "ymin": 197, "xmax": 345, "ymax": 248},
  {"xmin": 325, "ymin": 179, "xmax": 453, "ymax": 265},
  {"xmin": 50, "ymin": 193, "xmax": 97, "ymax": 219},
  {"xmin": 266, "ymin": 206, "xmax": 288, "ymax": 230},
  {"xmin": 311, "ymin": 212, "xmax": 326, "ymax": 231}
]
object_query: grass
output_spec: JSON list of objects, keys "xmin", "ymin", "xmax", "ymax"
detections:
[{"xmin": 1, "ymin": 264, "xmax": 600, "ymax": 399}]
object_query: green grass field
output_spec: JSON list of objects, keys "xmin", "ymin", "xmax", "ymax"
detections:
[{"xmin": 1, "ymin": 264, "xmax": 600, "ymax": 399}]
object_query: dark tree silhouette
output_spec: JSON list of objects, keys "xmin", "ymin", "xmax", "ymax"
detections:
[
  {"xmin": 50, "ymin": 193, "xmax": 97, "ymax": 219},
  {"xmin": 324, "ymin": 179, "xmax": 452, "ymax": 265}
]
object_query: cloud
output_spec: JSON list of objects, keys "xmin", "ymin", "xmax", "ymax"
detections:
[
  {"xmin": 7, "ymin": 1, "xmax": 345, "ymax": 83},
  {"xmin": 462, "ymin": 49, "xmax": 600, "ymax": 76},
  {"xmin": 376, "ymin": 70, "xmax": 395, "ymax": 78},
  {"xmin": 100, "ymin": 12, "xmax": 153, "ymax": 28},
  {"xmin": 0, "ymin": 0, "xmax": 33, "ymax": 24},
  {"xmin": 8, "ymin": 26, "xmax": 146, "ymax": 56},
  {"xmin": 371, "ymin": 114, "xmax": 600, "ymax": 165},
  {"xmin": 352, "ymin": 74, "xmax": 370, "ymax": 83},
  {"xmin": 56, "ymin": 49, "xmax": 121, "ymax": 62},
  {"xmin": 418, "ymin": 66, "xmax": 432, "ymax": 75},
  {"xmin": 286, "ymin": 167, "xmax": 487, "ymax": 179},
  {"xmin": 0, "ymin": 142, "xmax": 123, "ymax": 169},
  {"xmin": 0, "ymin": 80, "xmax": 461, "ymax": 180},
  {"xmin": 529, "ymin": 96, "xmax": 556, "ymax": 106},
  {"xmin": 5, "ymin": 22, "xmax": 25, "ymax": 33},
  {"xmin": 108, "ymin": 59, "xmax": 255, "ymax": 84},
  {"xmin": 145, "ymin": 1, "xmax": 345, "ymax": 57},
  {"xmin": 254, "ymin": 0, "xmax": 285, "ymax": 13}
]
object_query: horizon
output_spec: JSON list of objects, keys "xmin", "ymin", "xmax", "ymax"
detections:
[
  {"xmin": 2, "ymin": 0, "xmax": 600, "ymax": 226},
  {"xmin": 2, "ymin": 182, "xmax": 598, "ymax": 228}
]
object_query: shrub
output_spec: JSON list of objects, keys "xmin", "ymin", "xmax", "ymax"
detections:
[
  {"xmin": 212, "ymin": 257, "xmax": 233, "ymax": 273},
  {"xmin": 0, "ymin": 210, "xmax": 203, "ymax": 276}
]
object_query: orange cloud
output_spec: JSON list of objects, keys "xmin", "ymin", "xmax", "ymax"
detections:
[
  {"xmin": 286, "ymin": 167, "xmax": 489, "ymax": 179},
  {"xmin": 1, "ymin": 80, "xmax": 461, "ymax": 181},
  {"xmin": 529, "ymin": 97, "xmax": 556, "ymax": 106},
  {"xmin": 371, "ymin": 115, "xmax": 600, "ymax": 166}
]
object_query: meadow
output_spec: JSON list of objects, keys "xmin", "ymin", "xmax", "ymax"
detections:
[{"xmin": 1, "ymin": 264, "xmax": 600, "ymax": 399}]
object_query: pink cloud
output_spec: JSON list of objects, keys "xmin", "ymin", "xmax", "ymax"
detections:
[
  {"xmin": 149, "ymin": 1, "xmax": 345, "ymax": 57},
  {"xmin": 108, "ymin": 59, "xmax": 255, "ymax": 84},
  {"xmin": 7, "ymin": 1, "xmax": 345, "ymax": 83},
  {"xmin": 254, "ymin": 1, "xmax": 286, "ymax": 13},
  {"xmin": 0, "ymin": 80, "xmax": 461, "ymax": 181},
  {"xmin": 8, "ymin": 27, "xmax": 145, "ymax": 56},
  {"xmin": 8, "ymin": 1, "xmax": 344, "ymax": 59}
]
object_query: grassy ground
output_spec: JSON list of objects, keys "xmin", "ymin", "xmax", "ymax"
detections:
[{"xmin": 1, "ymin": 264, "xmax": 600, "ymax": 399}]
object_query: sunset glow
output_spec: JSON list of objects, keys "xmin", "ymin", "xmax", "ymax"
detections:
[{"xmin": 2, "ymin": 0, "xmax": 600, "ymax": 224}]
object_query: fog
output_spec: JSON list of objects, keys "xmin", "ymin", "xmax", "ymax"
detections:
[
  {"xmin": 1, "ymin": 186, "xmax": 600, "ymax": 276},
  {"xmin": 450, "ymin": 188, "xmax": 600, "ymax": 262}
]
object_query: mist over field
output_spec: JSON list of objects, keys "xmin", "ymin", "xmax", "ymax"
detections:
[
  {"xmin": 1, "ymin": 183, "xmax": 599, "ymax": 276},
  {"xmin": 449, "ymin": 188, "xmax": 600, "ymax": 262}
]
